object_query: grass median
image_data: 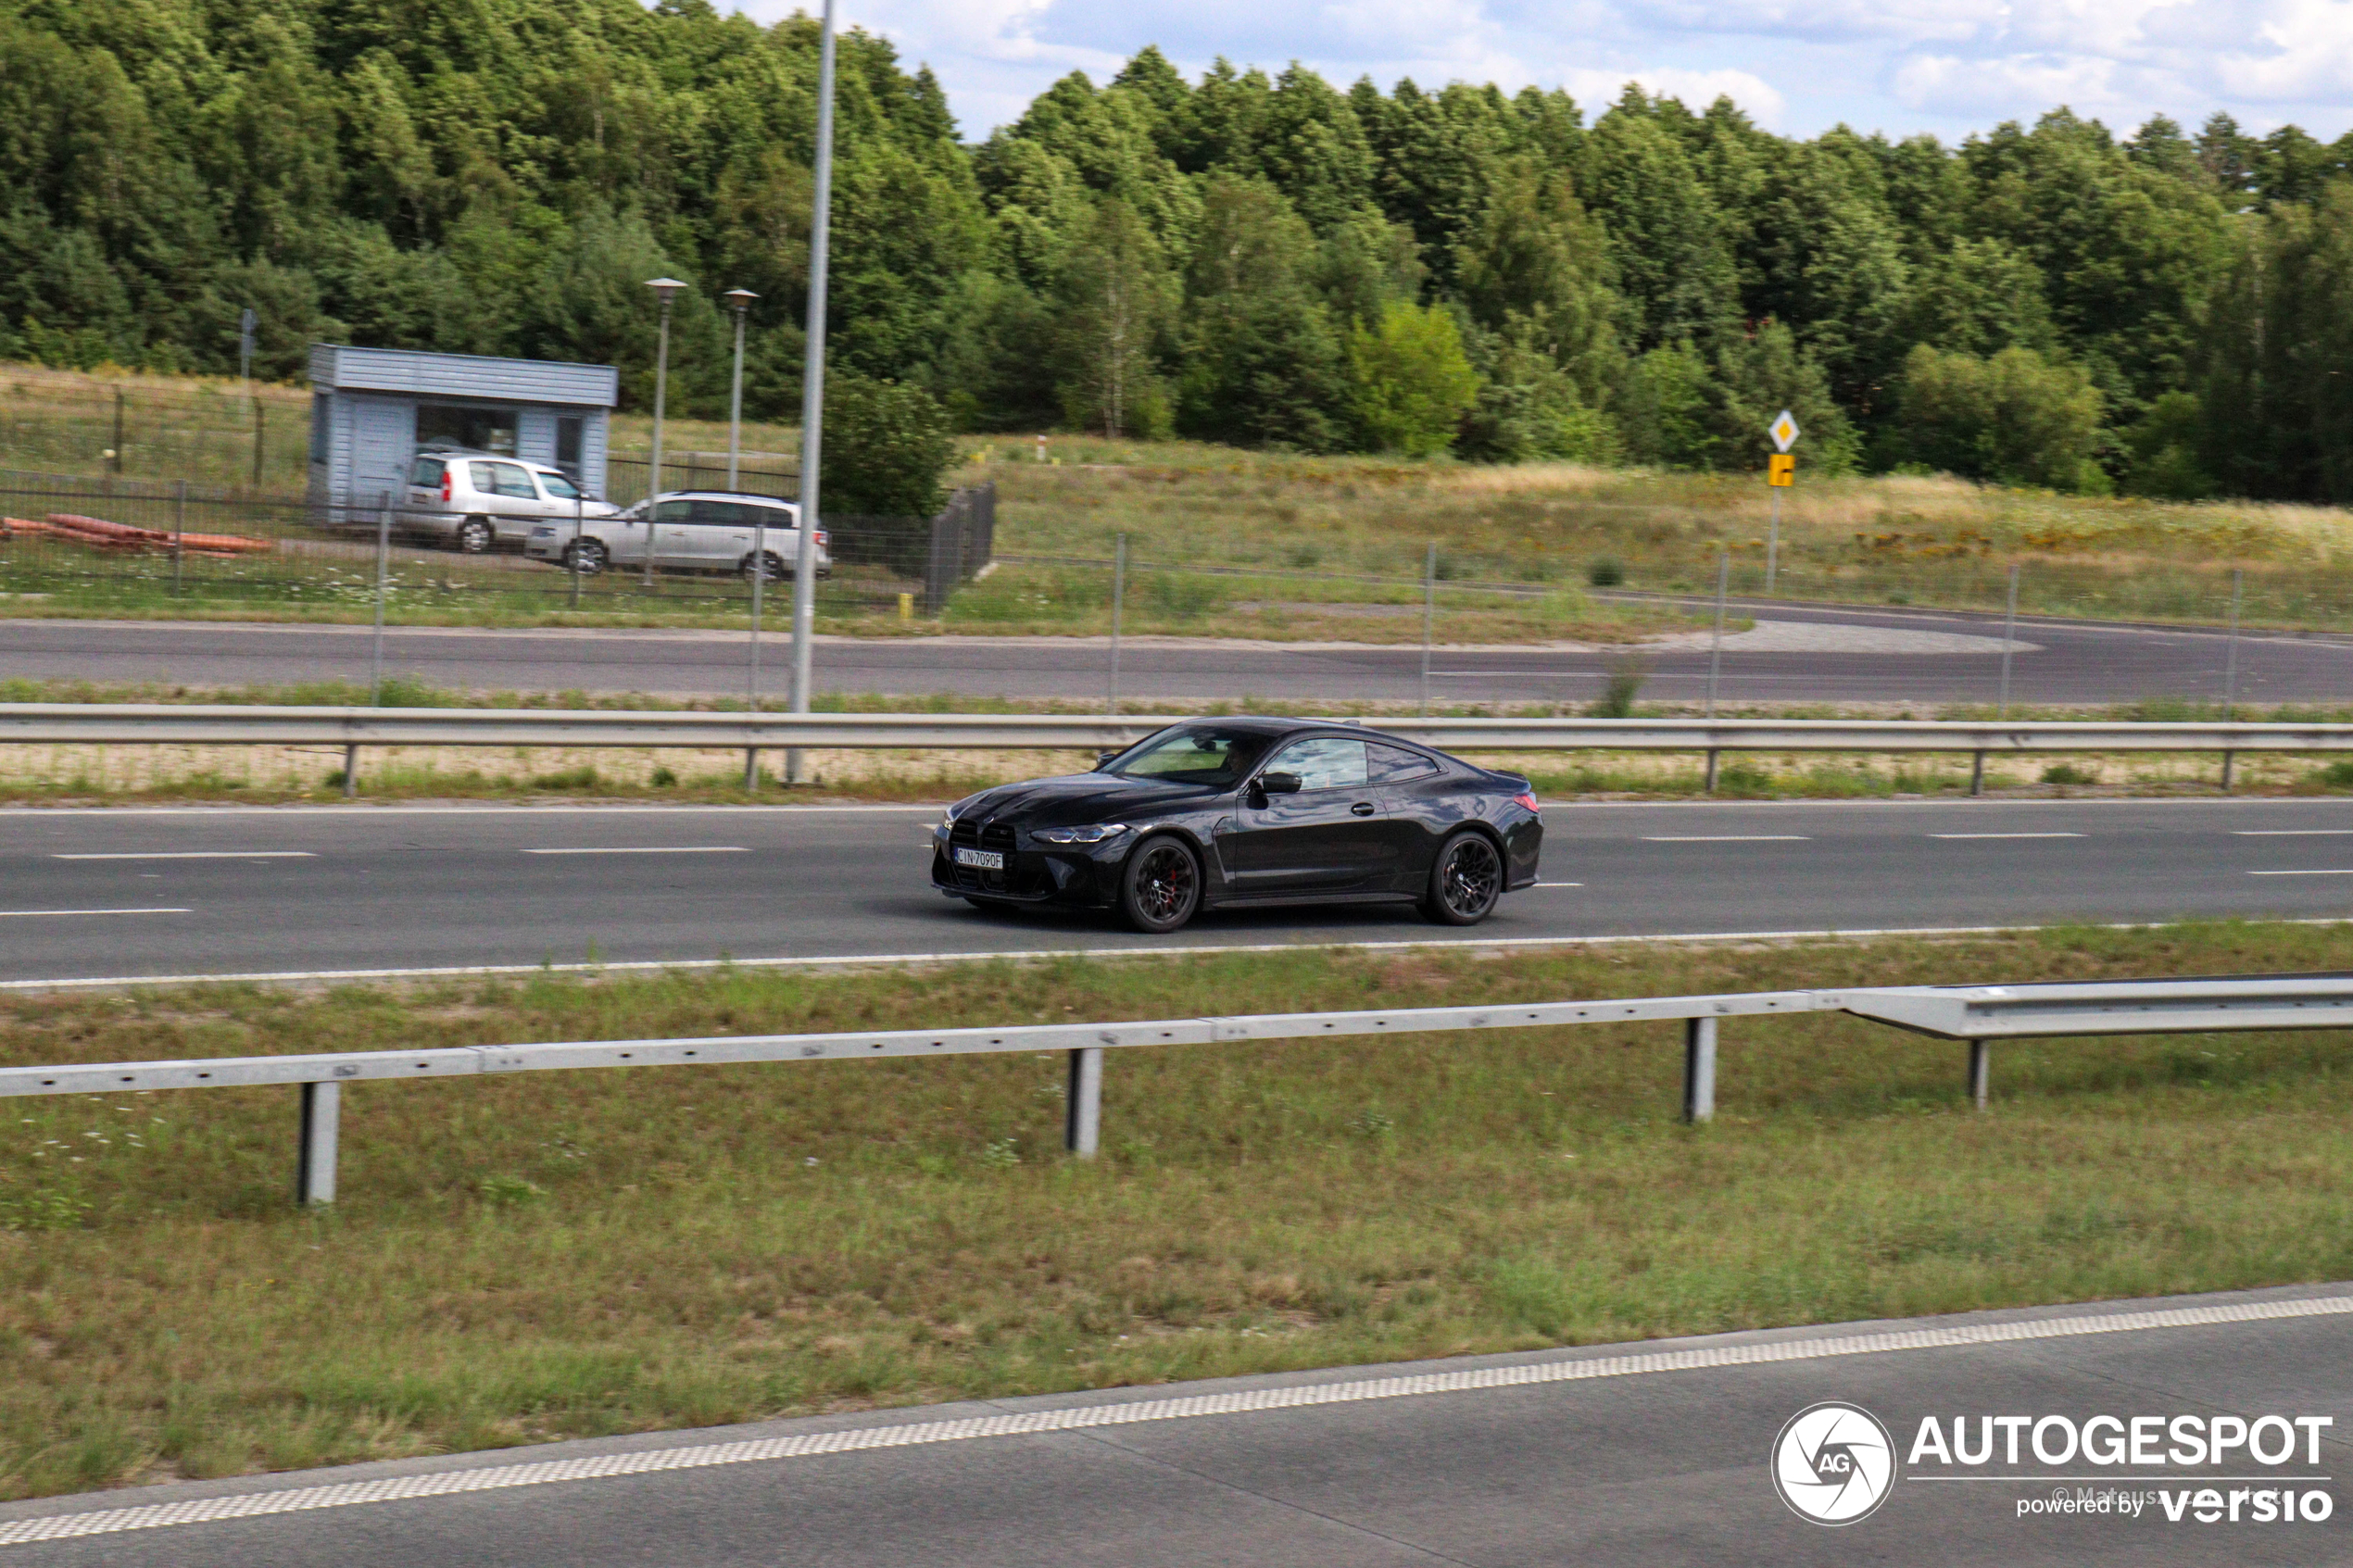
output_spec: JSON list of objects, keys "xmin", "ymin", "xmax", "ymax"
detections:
[{"xmin": 1, "ymin": 922, "xmax": 2349, "ymax": 1498}]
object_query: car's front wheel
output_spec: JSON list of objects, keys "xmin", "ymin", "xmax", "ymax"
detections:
[
  {"xmin": 562, "ymin": 538, "xmax": 608, "ymax": 575},
  {"xmin": 454, "ymin": 517, "xmax": 495, "ymax": 554},
  {"xmin": 1422, "ymin": 830, "xmax": 1503, "ymax": 925},
  {"xmin": 1119, "ymin": 834, "xmax": 1201, "ymax": 934}
]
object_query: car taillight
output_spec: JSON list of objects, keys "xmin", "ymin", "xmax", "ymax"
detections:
[
  {"xmin": 1513, "ymin": 792, "xmax": 1540, "ymax": 814},
  {"xmin": 815, "ymin": 529, "xmax": 828, "ymax": 546},
  {"xmin": 440, "ymin": 473, "xmax": 452, "ymax": 503}
]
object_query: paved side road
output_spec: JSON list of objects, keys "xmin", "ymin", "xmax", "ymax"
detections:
[
  {"xmin": 3, "ymin": 1284, "xmax": 2345, "ymax": 1566},
  {"xmin": 2, "ymin": 597, "xmax": 2347, "ymax": 703}
]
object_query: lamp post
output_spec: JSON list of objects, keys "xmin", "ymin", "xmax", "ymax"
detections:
[
  {"xmin": 786, "ymin": 0, "xmax": 839, "ymax": 785},
  {"xmin": 643, "ymin": 277, "xmax": 686, "ymax": 588},
  {"xmin": 725, "ymin": 287, "xmax": 765, "ymax": 755}
]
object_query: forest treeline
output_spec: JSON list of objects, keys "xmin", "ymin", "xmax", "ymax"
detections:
[{"xmin": 7, "ymin": 0, "xmax": 2353, "ymax": 501}]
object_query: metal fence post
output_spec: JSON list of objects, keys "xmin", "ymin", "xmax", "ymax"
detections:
[
  {"xmin": 1998, "ymin": 562, "xmax": 2020, "ymax": 718},
  {"xmin": 1064, "ymin": 1046, "xmax": 1103, "ymax": 1157},
  {"xmin": 371, "ymin": 491, "xmax": 390, "ymax": 706},
  {"xmin": 1705, "ymin": 548, "xmax": 1729, "ymax": 717},
  {"xmin": 171, "ymin": 479, "xmax": 186, "ymax": 595},
  {"xmin": 1682, "ymin": 1017, "xmax": 1717, "ymax": 1123},
  {"xmin": 1420, "ymin": 540, "xmax": 1437, "ymax": 717},
  {"xmin": 1968, "ymin": 1041, "xmax": 1990, "ymax": 1111},
  {"xmin": 570, "ymin": 492, "xmax": 584, "ymax": 610},
  {"xmin": 2221, "ymin": 567, "xmax": 2243, "ymax": 793},
  {"xmin": 297, "ymin": 1081, "xmax": 339, "ymax": 1205},
  {"xmin": 342, "ymin": 744, "xmax": 359, "ymax": 798},
  {"xmin": 1107, "ymin": 533, "xmax": 1126, "ymax": 717},
  {"xmin": 252, "ymin": 399, "xmax": 267, "ymax": 491}
]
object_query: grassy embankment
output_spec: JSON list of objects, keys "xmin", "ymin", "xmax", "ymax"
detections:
[
  {"xmin": 9, "ymin": 363, "xmax": 2353, "ymax": 636},
  {"xmin": 0, "ymin": 922, "xmax": 2348, "ymax": 1498},
  {"xmin": 4, "ymin": 677, "xmax": 2352, "ymax": 805}
]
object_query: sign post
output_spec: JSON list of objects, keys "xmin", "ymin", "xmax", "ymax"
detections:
[{"xmin": 1766, "ymin": 409, "xmax": 1799, "ymax": 593}]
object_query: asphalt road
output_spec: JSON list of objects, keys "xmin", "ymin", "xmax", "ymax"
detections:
[
  {"xmin": 3, "ymin": 597, "xmax": 2349, "ymax": 704},
  {"xmin": 3, "ymin": 797, "xmax": 2351, "ymax": 986},
  {"xmin": 4, "ymin": 1283, "xmax": 2344, "ymax": 1565}
]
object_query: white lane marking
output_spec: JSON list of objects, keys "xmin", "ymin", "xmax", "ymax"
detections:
[
  {"xmin": 2235, "ymin": 829, "xmax": 2353, "ymax": 835},
  {"xmin": 1640, "ymin": 834, "xmax": 1810, "ymax": 842},
  {"xmin": 51, "ymin": 851, "xmax": 315, "ymax": 861},
  {"xmin": 520, "ymin": 847, "xmax": 749, "ymax": 856},
  {"xmin": 10, "ymin": 918, "xmax": 2351, "ymax": 993},
  {"xmin": 1929, "ymin": 833, "xmax": 2086, "ymax": 840},
  {"xmin": 0, "ymin": 909, "xmax": 191, "ymax": 919},
  {"xmin": 1532, "ymin": 882, "xmax": 1584, "ymax": 888},
  {"xmin": 2247, "ymin": 869, "xmax": 2353, "ymax": 876},
  {"xmin": 6, "ymin": 1293, "xmax": 2346, "ymax": 1548}
]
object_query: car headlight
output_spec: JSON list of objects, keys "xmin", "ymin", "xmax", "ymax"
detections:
[{"xmin": 1032, "ymin": 822, "xmax": 1128, "ymax": 845}]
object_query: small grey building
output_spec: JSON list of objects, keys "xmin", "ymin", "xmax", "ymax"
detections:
[{"xmin": 307, "ymin": 345, "xmax": 619, "ymax": 515}]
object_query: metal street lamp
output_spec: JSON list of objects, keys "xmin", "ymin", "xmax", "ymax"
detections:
[
  {"xmin": 787, "ymin": 0, "xmax": 839, "ymax": 785},
  {"xmin": 643, "ymin": 276, "xmax": 686, "ymax": 588},
  {"xmin": 724, "ymin": 287, "xmax": 766, "ymax": 753}
]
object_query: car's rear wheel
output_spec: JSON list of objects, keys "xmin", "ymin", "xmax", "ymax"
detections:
[
  {"xmin": 1119, "ymin": 834, "xmax": 1201, "ymax": 934},
  {"xmin": 740, "ymin": 550, "xmax": 787, "ymax": 581},
  {"xmin": 1422, "ymin": 830, "xmax": 1503, "ymax": 925},
  {"xmin": 455, "ymin": 517, "xmax": 494, "ymax": 554},
  {"xmin": 562, "ymin": 538, "xmax": 608, "ymax": 575}
]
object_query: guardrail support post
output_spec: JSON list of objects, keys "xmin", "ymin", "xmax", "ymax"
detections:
[
  {"xmin": 342, "ymin": 744, "xmax": 359, "ymax": 799},
  {"xmin": 743, "ymin": 747, "xmax": 760, "ymax": 791},
  {"xmin": 1682, "ymin": 1017, "xmax": 1717, "ymax": 1123},
  {"xmin": 1064, "ymin": 1046, "xmax": 1102, "ymax": 1157},
  {"xmin": 1967, "ymin": 1041, "xmax": 1990, "ymax": 1110},
  {"xmin": 1703, "ymin": 749, "xmax": 1719, "ymax": 794},
  {"xmin": 1969, "ymin": 750, "xmax": 1985, "ymax": 796},
  {"xmin": 297, "ymin": 1082, "xmax": 339, "ymax": 1205},
  {"xmin": 2220, "ymin": 750, "xmax": 2235, "ymax": 794}
]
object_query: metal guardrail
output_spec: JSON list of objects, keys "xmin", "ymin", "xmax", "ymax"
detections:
[{"xmin": 3, "ymin": 975, "xmax": 2344, "ymax": 1205}]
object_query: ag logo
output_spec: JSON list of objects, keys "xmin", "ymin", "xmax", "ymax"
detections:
[{"xmin": 1771, "ymin": 1402, "xmax": 1896, "ymax": 1524}]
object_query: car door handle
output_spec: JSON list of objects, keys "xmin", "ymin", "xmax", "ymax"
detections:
[{"xmin": 1351, "ymin": 801, "xmax": 1376, "ymax": 816}]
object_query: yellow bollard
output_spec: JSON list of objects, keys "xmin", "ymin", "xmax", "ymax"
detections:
[{"xmin": 899, "ymin": 592, "xmax": 914, "ymax": 621}]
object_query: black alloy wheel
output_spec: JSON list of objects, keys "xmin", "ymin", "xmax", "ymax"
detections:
[
  {"xmin": 1119, "ymin": 834, "xmax": 1201, "ymax": 934},
  {"xmin": 563, "ymin": 538, "xmax": 608, "ymax": 575},
  {"xmin": 1423, "ymin": 830, "xmax": 1503, "ymax": 925},
  {"xmin": 455, "ymin": 518, "xmax": 495, "ymax": 554},
  {"xmin": 740, "ymin": 550, "xmax": 787, "ymax": 581}
]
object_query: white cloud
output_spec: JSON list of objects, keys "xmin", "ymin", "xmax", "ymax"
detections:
[{"xmin": 735, "ymin": 0, "xmax": 2353, "ymax": 139}]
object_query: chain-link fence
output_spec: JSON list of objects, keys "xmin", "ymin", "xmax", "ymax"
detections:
[
  {"xmin": 0, "ymin": 371, "xmax": 310, "ymax": 492},
  {"xmin": 0, "ymin": 470, "xmax": 996, "ymax": 621}
]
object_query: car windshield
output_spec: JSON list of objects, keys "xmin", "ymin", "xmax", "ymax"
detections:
[{"xmin": 1105, "ymin": 727, "xmax": 1277, "ymax": 787}]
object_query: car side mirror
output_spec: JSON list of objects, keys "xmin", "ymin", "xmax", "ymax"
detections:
[
  {"xmin": 1258, "ymin": 771, "xmax": 1302, "ymax": 797},
  {"xmin": 1095, "ymin": 750, "xmax": 1121, "ymax": 771}
]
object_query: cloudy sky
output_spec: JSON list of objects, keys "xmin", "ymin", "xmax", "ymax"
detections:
[{"xmin": 736, "ymin": 0, "xmax": 2353, "ymax": 144}]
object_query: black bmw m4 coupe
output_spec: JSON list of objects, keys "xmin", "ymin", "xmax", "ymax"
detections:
[{"xmin": 930, "ymin": 718, "xmax": 1542, "ymax": 933}]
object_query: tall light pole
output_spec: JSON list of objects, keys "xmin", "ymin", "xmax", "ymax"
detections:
[
  {"xmin": 786, "ymin": 0, "xmax": 839, "ymax": 785},
  {"xmin": 643, "ymin": 277, "xmax": 686, "ymax": 588},
  {"xmin": 725, "ymin": 287, "xmax": 765, "ymax": 740}
]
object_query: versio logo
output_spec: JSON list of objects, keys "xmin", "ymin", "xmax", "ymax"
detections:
[{"xmin": 1773, "ymin": 1402, "xmax": 1898, "ymax": 1524}]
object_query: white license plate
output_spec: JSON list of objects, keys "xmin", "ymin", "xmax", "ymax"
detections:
[{"xmin": 953, "ymin": 847, "xmax": 1003, "ymax": 871}]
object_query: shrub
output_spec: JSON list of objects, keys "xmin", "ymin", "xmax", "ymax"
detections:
[
  {"xmin": 2041, "ymin": 762, "xmax": 2095, "ymax": 785},
  {"xmin": 1586, "ymin": 557, "xmax": 1625, "ymax": 587},
  {"xmin": 822, "ymin": 375, "xmax": 955, "ymax": 518}
]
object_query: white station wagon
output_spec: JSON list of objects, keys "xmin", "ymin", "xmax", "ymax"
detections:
[
  {"xmin": 524, "ymin": 491, "xmax": 831, "ymax": 578},
  {"xmin": 402, "ymin": 449, "xmax": 617, "ymax": 553}
]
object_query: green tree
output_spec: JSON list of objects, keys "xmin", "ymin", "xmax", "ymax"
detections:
[
  {"xmin": 1616, "ymin": 342, "xmax": 1714, "ymax": 468},
  {"xmin": 1890, "ymin": 344, "xmax": 2105, "ymax": 490},
  {"xmin": 1453, "ymin": 158, "xmax": 1620, "ymax": 389},
  {"xmin": 1347, "ymin": 300, "xmax": 1479, "ymax": 456},
  {"xmin": 1175, "ymin": 176, "xmax": 1348, "ymax": 451},
  {"xmin": 1052, "ymin": 199, "xmax": 1176, "ymax": 436},
  {"xmin": 822, "ymin": 375, "xmax": 955, "ymax": 517},
  {"xmin": 1580, "ymin": 88, "xmax": 1740, "ymax": 351}
]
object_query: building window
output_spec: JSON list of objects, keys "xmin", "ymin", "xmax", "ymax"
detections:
[
  {"xmin": 416, "ymin": 403, "xmax": 518, "ymax": 457},
  {"xmin": 556, "ymin": 415, "xmax": 585, "ymax": 479},
  {"xmin": 309, "ymin": 395, "xmax": 331, "ymax": 465}
]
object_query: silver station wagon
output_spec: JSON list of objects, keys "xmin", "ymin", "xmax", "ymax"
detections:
[{"xmin": 524, "ymin": 491, "xmax": 832, "ymax": 578}]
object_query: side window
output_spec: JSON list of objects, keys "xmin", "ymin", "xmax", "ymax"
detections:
[
  {"xmin": 467, "ymin": 461, "xmax": 499, "ymax": 494},
  {"xmin": 536, "ymin": 469, "xmax": 582, "ymax": 501},
  {"xmin": 489, "ymin": 463, "xmax": 538, "ymax": 499},
  {"xmin": 409, "ymin": 456, "xmax": 445, "ymax": 489},
  {"xmin": 1270, "ymin": 737, "xmax": 1369, "ymax": 790},
  {"xmin": 744, "ymin": 502, "xmax": 794, "ymax": 530},
  {"xmin": 648, "ymin": 500, "xmax": 694, "ymax": 523},
  {"xmin": 1368, "ymin": 743, "xmax": 1440, "ymax": 783},
  {"xmin": 687, "ymin": 499, "xmax": 747, "ymax": 525}
]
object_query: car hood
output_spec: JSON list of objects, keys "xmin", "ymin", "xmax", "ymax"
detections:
[{"xmin": 954, "ymin": 773, "xmax": 1222, "ymax": 828}]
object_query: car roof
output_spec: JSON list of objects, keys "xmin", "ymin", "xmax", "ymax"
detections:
[
  {"xmin": 1160, "ymin": 716, "xmax": 1425, "ymax": 747},
  {"xmin": 422, "ymin": 449, "xmax": 563, "ymax": 471},
  {"xmin": 650, "ymin": 490, "xmax": 798, "ymax": 504}
]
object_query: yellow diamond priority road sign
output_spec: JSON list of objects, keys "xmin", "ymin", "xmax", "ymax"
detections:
[{"xmin": 1769, "ymin": 408, "xmax": 1800, "ymax": 452}]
